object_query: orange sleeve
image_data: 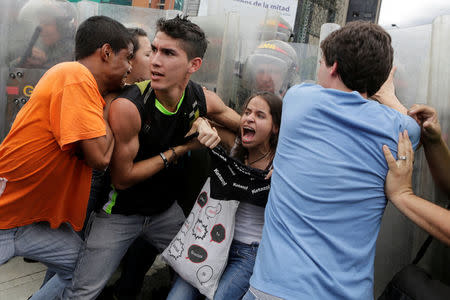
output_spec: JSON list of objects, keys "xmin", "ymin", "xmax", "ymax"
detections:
[{"xmin": 50, "ymin": 80, "xmax": 106, "ymax": 150}]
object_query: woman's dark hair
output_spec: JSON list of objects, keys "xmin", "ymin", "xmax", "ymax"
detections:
[
  {"xmin": 75, "ymin": 16, "xmax": 132, "ymax": 60},
  {"xmin": 127, "ymin": 27, "xmax": 147, "ymax": 53},
  {"xmin": 232, "ymin": 91, "xmax": 282, "ymax": 164}
]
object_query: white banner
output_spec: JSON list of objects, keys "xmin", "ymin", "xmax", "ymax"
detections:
[{"xmin": 198, "ymin": 0, "xmax": 298, "ymax": 29}]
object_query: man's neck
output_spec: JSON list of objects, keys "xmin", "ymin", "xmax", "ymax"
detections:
[
  {"xmin": 323, "ymin": 80, "xmax": 368, "ymax": 99},
  {"xmin": 78, "ymin": 58, "xmax": 108, "ymax": 96},
  {"xmin": 154, "ymin": 84, "xmax": 187, "ymax": 112}
]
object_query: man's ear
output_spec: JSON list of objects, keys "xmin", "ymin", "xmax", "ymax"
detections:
[
  {"xmin": 187, "ymin": 57, "xmax": 202, "ymax": 74},
  {"xmin": 100, "ymin": 44, "xmax": 113, "ymax": 62},
  {"xmin": 330, "ymin": 61, "xmax": 338, "ymax": 77}
]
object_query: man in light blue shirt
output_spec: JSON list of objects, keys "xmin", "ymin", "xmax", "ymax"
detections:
[{"xmin": 243, "ymin": 21, "xmax": 420, "ymax": 300}]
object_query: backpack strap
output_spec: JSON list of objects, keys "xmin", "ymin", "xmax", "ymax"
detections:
[{"xmin": 143, "ymin": 84, "xmax": 153, "ymax": 105}]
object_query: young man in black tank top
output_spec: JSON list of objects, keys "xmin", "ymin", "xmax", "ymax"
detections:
[{"xmin": 67, "ymin": 16, "xmax": 240, "ymax": 299}]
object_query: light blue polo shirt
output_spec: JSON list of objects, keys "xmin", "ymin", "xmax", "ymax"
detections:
[{"xmin": 250, "ymin": 83, "xmax": 420, "ymax": 300}]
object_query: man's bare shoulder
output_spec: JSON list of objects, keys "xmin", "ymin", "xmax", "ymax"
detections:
[
  {"xmin": 109, "ymin": 98, "xmax": 141, "ymax": 139},
  {"xmin": 203, "ymin": 89, "xmax": 220, "ymax": 104}
]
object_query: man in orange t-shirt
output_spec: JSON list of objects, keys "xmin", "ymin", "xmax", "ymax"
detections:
[{"xmin": 0, "ymin": 16, "xmax": 133, "ymax": 299}]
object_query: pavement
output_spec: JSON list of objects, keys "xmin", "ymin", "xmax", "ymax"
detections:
[
  {"xmin": 0, "ymin": 257, "xmax": 46, "ymax": 300},
  {"xmin": 0, "ymin": 256, "xmax": 172, "ymax": 300}
]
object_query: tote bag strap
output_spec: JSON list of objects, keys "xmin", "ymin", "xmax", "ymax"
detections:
[{"xmin": 412, "ymin": 202, "xmax": 450, "ymax": 265}]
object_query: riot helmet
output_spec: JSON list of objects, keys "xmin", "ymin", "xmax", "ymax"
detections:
[
  {"xmin": 18, "ymin": 0, "xmax": 77, "ymax": 46},
  {"xmin": 242, "ymin": 40, "xmax": 299, "ymax": 97},
  {"xmin": 14, "ymin": 0, "xmax": 77, "ymax": 68},
  {"xmin": 258, "ymin": 17, "xmax": 294, "ymax": 42}
]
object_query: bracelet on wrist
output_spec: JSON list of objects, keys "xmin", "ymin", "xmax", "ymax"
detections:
[{"xmin": 159, "ymin": 152, "xmax": 169, "ymax": 169}]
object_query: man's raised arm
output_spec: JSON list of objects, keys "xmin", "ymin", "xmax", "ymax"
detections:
[{"xmin": 204, "ymin": 89, "xmax": 240, "ymax": 133}]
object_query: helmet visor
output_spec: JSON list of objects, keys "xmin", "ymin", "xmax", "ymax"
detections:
[{"xmin": 242, "ymin": 54, "xmax": 289, "ymax": 96}]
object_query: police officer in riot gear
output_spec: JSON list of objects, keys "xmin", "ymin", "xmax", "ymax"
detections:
[
  {"xmin": 12, "ymin": 0, "xmax": 77, "ymax": 68},
  {"xmin": 3, "ymin": 0, "xmax": 77, "ymax": 139},
  {"xmin": 237, "ymin": 40, "xmax": 299, "ymax": 109}
]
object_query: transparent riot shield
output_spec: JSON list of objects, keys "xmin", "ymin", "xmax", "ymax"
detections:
[
  {"xmin": 77, "ymin": 1, "xmax": 180, "ymax": 39},
  {"xmin": 372, "ymin": 23, "xmax": 434, "ymax": 297},
  {"xmin": 203, "ymin": 9, "xmax": 318, "ymax": 112},
  {"xmin": 411, "ymin": 14, "xmax": 450, "ymax": 289},
  {"xmin": 190, "ymin": 11, "xmax": 280, "ymax": 110},
  {"xmin": 426, "ymin": 15, "xmax": 450, "ymax": 153},
  {"xmin": 374, "ymin": 16, "xmax": 450, "ymax": 297},
  {"xmin": 205, "ymin": 0, "xmax": 295, "ymax": 41},
  {"xmin": 377, "ymin": 17, "xmax": 450, "ymax": 297},
  {"xmin": 290, "ymin": 42, "xmax": 319, "ymax": 83},
  {"xmin": 188, "ymin": 14, "xmax": 228, "ymax": 93},
  {"xmin": 214, "ymin": 11, "xmax": 281, "ymax": 111},
  {"xmin": 13, "ymin": 0, "xmax": 77, "ymax": 69},
  {"xmin": 1, "ymin": 0, "xmax": 78, "ymax": 140},
  {"xmin": 0, "ymin": 0, "xmax": 14, "ymax": 139}
]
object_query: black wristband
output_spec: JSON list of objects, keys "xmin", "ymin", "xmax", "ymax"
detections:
[{"xmin": 159, "ymin": 152, "xmax": 169, "ymax": 168}]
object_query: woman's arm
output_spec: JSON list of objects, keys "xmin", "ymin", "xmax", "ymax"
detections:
[{"xmin": 383, "ymin": 130, "xmax": 450, "ymax": 246}]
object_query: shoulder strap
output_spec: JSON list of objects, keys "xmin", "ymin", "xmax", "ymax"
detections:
[
  {"xmin": 412, "ymin": 202, "xmax": 450, "ymax": 265},
  {"xmin": 412, "ymin": 235, "xmax": 434, "ymax": 265},
  {"xmin": 187, "ymin": 81, "xmax": 207, "ymax": 117},
  {"xmin": 143, "ymin": 84, "xmax": 153, "ymax": 105}
]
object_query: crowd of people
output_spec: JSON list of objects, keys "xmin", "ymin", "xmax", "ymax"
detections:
[{"xmin": 0, "ymin": 7, "xmax": 448, "ymax": 300}]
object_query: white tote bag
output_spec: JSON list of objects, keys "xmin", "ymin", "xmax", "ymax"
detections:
[{"xmin": 162, "ymin": 147, "xmax": 270, "ymax": 299}]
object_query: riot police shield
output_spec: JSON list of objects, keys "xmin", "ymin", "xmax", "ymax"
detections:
[
  {"xmin": 197, "ymin": 7, "xmax": 319, "ymax": 112},
  {"xmin": 189, "ymin": 14, "xmax": 228, "ymax": 92},
  {"xmin": 203, "ymin": 10, "xmax": 311, "ymax": 111},
  {"xmin": 13, "ymin": 0, "xmax": 77, "ymax": 69},
  {"xmin": 373, "ymin": 16, "xmax": 450, "ymax": 298},
  {"xmin": 1, "ymin": 0, "xmax": 77, "ymax": 139},
  {"xmin": 76, "ymin": 1, "xmax": 179, "ymax": 40},
  {"xmin": 214, "ymin": 11, "xmax": 280, "ymax": 110}
]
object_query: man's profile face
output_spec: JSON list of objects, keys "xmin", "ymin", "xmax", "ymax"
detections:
[
  {"xmin": 106, "ymin": 42, "xmax": 133, "ymax": 91},
  {"xmin": 149, "ymin": 31, "xmax": 193, "ymax": 92}
]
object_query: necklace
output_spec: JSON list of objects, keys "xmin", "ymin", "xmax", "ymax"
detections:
[{"xmin": 247, "ymin": 151, "xmax": 270, "ymax": 165}]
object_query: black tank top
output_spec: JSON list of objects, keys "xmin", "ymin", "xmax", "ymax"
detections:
[{"xmin": 105, "ymin": 80, "xmax": 207, "ymax": 216}]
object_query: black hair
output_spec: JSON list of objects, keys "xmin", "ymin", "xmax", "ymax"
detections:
[
  {"xmin": 75, "ymin": 16, "xmax": 133, "ymax": 60},
  {"xmin": 127, "ymin": 27, "xmax": 148, "ymax": 53},
  {"xmin": 156, "ymin": 15, "xmax": 207, "ymax": 60}
]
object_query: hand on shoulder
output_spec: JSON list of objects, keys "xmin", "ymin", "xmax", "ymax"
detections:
[
  {"xmin": 382, "ymin": 130, "xmax": 415, "ymax": 204},
  {"xmin": 408, "ymin": 104, "xmax": 442, "ymax": 144}
]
